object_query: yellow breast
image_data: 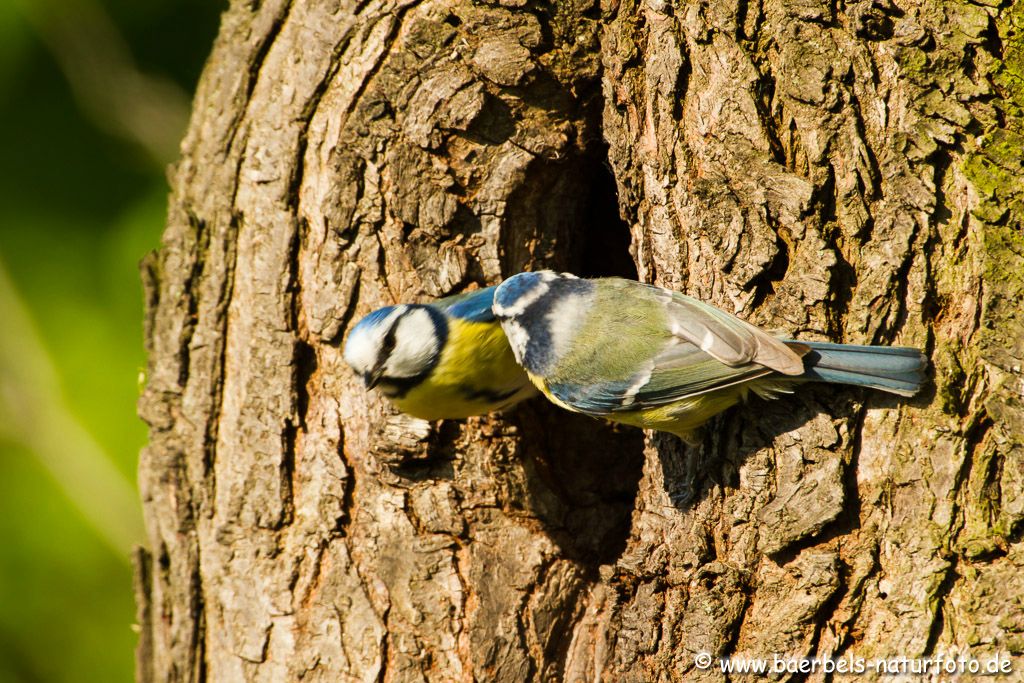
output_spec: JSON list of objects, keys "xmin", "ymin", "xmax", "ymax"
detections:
[{"xmin": 392, "ymin": 319, "xmax": 535, "ymax": 420}]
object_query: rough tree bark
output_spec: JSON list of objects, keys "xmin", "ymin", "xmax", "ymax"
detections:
[{"xmin": 136, "ymin": 0, "xmax": 1024, "ymax": 680}]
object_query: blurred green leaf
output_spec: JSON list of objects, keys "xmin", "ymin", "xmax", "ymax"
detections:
[
  {"xmin": 0, "ymin": 439, "xmax": 136, "ymax": 683},
  {"xmin": 0, "ymin": 0, "xmax": 222, "ymax": 680}
]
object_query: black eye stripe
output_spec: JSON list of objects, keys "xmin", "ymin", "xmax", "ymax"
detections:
[
  {"xmin": 367, "ymin": 306, "xmax": 447, "ymax": 398},
  {"xmin": 380, "ymin": 324, "xmax": 397, "ymax": 359}
]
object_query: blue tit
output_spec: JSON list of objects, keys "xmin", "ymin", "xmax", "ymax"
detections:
[
  {"xmin": 492, "ymin": 271, "xmax": 927, "ymax": 441},
  {"xmin": 343, "ymin": 286, "xmax": 537, "ymax": 421}
]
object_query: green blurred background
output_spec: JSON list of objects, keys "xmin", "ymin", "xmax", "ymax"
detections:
[{"xmin": 0, "ymin": 0, "xmax": 220, "ymax": 680}]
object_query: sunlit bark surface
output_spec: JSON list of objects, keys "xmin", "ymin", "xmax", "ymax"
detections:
[{"xmin": 137, "ymin": 0, "xmax": 1024, "ymax": 680}]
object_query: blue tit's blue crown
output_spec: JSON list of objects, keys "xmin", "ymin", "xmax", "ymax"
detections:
[
  {"xmin": 352, "ymin": 305, "xmax": 399, "ymax": 333},
  {"xmin": 493, "ymin": 272, "xmax": 547, "ymax": 318}
]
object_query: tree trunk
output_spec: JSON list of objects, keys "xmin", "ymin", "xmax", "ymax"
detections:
[{"xmin": 136, "ymin": 0, "xmax": 1024, "ymax": 680}]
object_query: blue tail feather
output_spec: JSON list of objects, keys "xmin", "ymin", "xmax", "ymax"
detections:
[{"xmin": 790, "ymin": 341, "xmax": 928, "ymax": 397}]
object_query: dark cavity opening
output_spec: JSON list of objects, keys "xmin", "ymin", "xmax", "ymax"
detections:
[
  {"xmin": 500, "ymin": 139, "xmax": 644, "ymax": 568},
  {"xmin": 573, "ymin": 142, "xmax": 638, "ymax": 280},
  {"xmin": 514, "ymin": 402, "xmax": 645, "ymax": 567},
  {"xmin": 294, "ymin": 340, "xmax": 318, "ymax": 430}
]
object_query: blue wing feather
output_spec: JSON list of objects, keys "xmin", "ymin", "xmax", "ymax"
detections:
[
  {"xmin": 439, "ymin": 286, "xmax": 497, "ymax": 323},
  {"xmin": 795, "ymin": 341, "xmax": 926, "ymax": 396},
  {"xmin": 548, "ymin": 378, "xmax": 637, "ymax": 413},
  {"xmin": 548, "ymin": 348, "xmax": 775, "ymax": 414},
  {"xmin": 551, "ymin": 339, "xmax": 927, "ymax": 412}
]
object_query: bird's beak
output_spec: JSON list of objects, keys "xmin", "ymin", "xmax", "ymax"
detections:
[{"xmin": 364, "ymin": 366, "xmax": 384, "ymax": 389}]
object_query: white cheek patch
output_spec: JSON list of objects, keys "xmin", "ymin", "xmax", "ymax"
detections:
[
  {"xmin": 544, "ymin": 292, "xmax": 588, "ymax": 364},
  {"xmin": 386, "ymin": 308, "xmax": 441, "ymax": 378},
  {"xmin": 502, "ymin": 321, "xmax": 529, "ymax": 365}
]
